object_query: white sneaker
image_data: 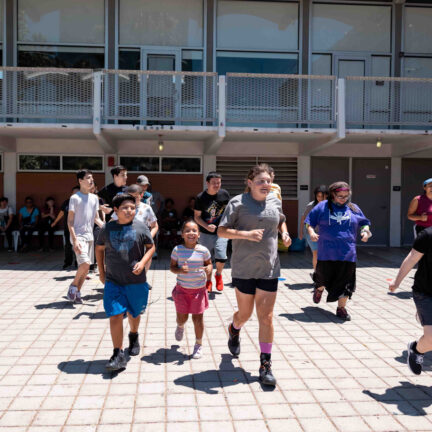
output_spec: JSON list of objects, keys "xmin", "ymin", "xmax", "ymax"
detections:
[{"xmin": 192, "ymin": 344, "xmax": 202, "ymax": 359}]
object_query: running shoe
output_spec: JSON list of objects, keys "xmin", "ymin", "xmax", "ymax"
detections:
[
  {"xmin": 105, "ymin": 350, "xmax": 127, "ymax": 371},
  {"xmin": 407, "ymin": 341, "xmax": 424, "ymax": 375},
  {"xmin": 215, "ymin": 274, "xmax": 224, "ymax": 291},
  {"xmin": 336, "ymin": 307, "xmax": 351, "ymax": 321},
  {"xmin": 175, "ymin": 326, "xmax": 184, "ymax": 341},
  {"xmin": 228, "ymin": 324, "xmax": 240, "ymax": 357},
  {"xmin": 259, "ymin": 359, "xmax": 277, "ymax": 386},
  {"xmin": 128, "ymin": 332, "xmax": 140, "ymax": 356},
  {"xmin": 66, "ymin": 285, "xmax": 77, "ymax": 302},
  {"xmin": 192, "ymin": 344, "xmax": 203, "ymax": 359},
  {"xmin": 206, "ymin": 280, "xmax": 213, "ymax": 293},
  {"xmin": 313, "ymin": 288, "xmax": 323, "ymax": 304},
  {"xmin": 74, "ymin": 291, "xmax": 83, "ymax": 304}
]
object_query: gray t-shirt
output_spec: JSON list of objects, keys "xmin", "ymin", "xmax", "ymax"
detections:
[
  {"xmin": 69, "ymin": 191, "xmax": 99, "ymax": 241},
  {"xmin": 219, "ymin": 193, "xmax": 286, "ymax": 279}
]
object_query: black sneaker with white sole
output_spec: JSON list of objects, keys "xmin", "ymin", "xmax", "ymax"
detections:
[
  {"xmin": 228, "ymin": 324, "xmax": 240, "ymax": 357},
  {"xmin": 106, "ymin": 350, "xmax": 127, "ymax": 371},
  {"xmin": 407, "ymin": 341, "xmax": 424, "ymax": 375}
]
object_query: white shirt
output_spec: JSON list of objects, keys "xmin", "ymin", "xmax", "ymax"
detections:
[
  {"xmin": 111, "ymin": 202, "xmax": 157, "ymax": 228},
  {"xmin": 69, "ymin": 192, "xmax": 99, "ymax": 241}
]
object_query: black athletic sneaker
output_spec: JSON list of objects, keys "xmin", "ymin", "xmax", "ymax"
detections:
[
  {"xmin": 228, "ymin": 324, "xmax": 240, "ymax": 357},
  {"xmin": 259, "ymin": 358, "xmax": 277, "ymax": 386},
  {"xmin": 128, "ymin": 332, "xmax": 140, "ymax": 356},
  {"xmin": 106, "ymin": 350, "xmax": 127, "ymax": 371},
  {"xmin": 407, "ymin": 341, "xmax": 424, "ymax": 375}
]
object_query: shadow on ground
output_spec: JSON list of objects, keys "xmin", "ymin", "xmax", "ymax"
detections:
[
  {"xmin": 35, "ymin": 300, "xmax": 76, "ymax": 310},
  {"xmin": 73, "ymin": 311, "xmax": 106, "ymax": 320},
  {"xmin": 141, "ymin": 344, "xmax": 185, "ymax": 366},
  {"xmin": 285, "ymin": 283, "xmax": 313, "ymax": 291},
  {"xmin": 280, "ymin": 306, "xmax": 342, "ymax": 324},
  {"xmin": 363, "ymin": 381, "xmax": 432, "ymax": 415},
  {"xmin": 388, "ymin": 291, "xmax": 413, "ymax": 300},
  {"xmin": 58, "ymin": 359, "xmax": 126, "ymax": 379}
]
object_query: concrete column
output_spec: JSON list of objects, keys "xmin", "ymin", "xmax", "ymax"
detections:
[
  {"xmin": 297, "ymin": 156, "xmax": 311, "ymax": 234},
  {"xmin": 390, "ymin": 157, "xmax": 402, "ymax": 247},
  {"xmin": 3, "ymin": 152, "xmax": 16, "ymax": 211},
  {"xmin": 203, "ymin": 155, "xmax": 216, "ymax": 188}
]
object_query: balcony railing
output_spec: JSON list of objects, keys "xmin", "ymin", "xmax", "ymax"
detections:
[
  {"xmin": 226, "ymin": 73, "xmax": 336, "ymax": 127},
  {"xmin": 0, "ymin": 67, "xmax": 432, "ymax": 131}
]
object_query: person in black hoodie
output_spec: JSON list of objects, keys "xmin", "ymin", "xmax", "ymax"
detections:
[{"xmin": 98, "ymin": 165, "xmax": 128, "ymax": 221}]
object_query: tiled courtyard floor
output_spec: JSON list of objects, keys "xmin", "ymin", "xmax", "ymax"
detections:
[{"xmin": 1, "ymin": 246, "xmax": 432, "ymax": 432}]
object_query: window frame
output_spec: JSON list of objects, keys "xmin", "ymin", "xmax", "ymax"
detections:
[
  {"xmin": 17, "ymin": 154, "xmax": 105, "ymax": 173},
  {"xmin": 119, "ymin": 155, "xmax": 202, "ymax": 174}
]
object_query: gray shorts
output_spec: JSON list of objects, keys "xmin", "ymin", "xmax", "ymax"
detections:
[
  {"xmin": 413, "ymin": 291, "xmax": 432, "ymax": 326},
  {"xmin": 73, "ymin": 239, "xmax": 94, "ymax": 266},
  {"xmin": 199, "ymin": 232, "xmax": 228, "ymax": 262}
]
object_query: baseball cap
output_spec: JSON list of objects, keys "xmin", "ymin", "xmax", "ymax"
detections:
[
  {"xmin": 137, "ymin": 175, "xmax": 150, "ymax": 185},
  {"xmin": 423, "ymin": 178, "xmax": 432, "ymax": 187}
]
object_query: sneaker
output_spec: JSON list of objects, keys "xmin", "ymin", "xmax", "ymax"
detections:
[
  {"xmin": 66, "ymin": 285, "xmax": 77, "ymax": 302},
  {"xmin": 206, "ymin": 280, "xmax": 213, "ymax": 293},
  {"xmin": 215, "ymin": 274, "xmax": 224, "ymax": 291},
  {"xmin": 175, "ymin": 326, "xmax": 184, "ymax": 341},
  {"xmin": 192, "ymin": 344, "xmax": 203, "ymax": 359},
  {"xmin": 313, "ymin": 288, "xmax": 323, "ymax": 304},
  {"xmin": 74, "ymin": 291, "xmax": 83, "ymax": 304},
  {"xmin": 128, "ymin": 332, "xmax": 140, "ymax": 356},
  {"xmin": 407, "ymin": 341, "xmax": 424, "ymax": 375},
  {"xmin": 259, "ymin": 358, "xmax": 277, "ymax": 386},
  {"xmin": 336, "ymin": 307, "xmax": 351, "ymax": 321},
  {"xmin": 228, "ymin": 324, "xmax": 240, "ymax": 357},
  {"xmin": 105, "ymin": 350, "xmax": 127, "ymax": 371}
]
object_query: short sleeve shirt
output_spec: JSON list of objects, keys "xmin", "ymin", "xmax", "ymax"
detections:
[
  {"xmin": 19, "ymin": 207, "xmax": 39, "ymax": 224},
  {"xmin": 219, "ymin": 193, "xmax": 286, "ymax": 279},
  {"xmin": 171, "ymin": 244, "xmax": 211, "ymax": 289},
  {"xmin": 68, "ymin": 192, "xmax": 99, "ymax": 241},
  {"xmin": 96, "ymin": 220, "xmax": 153, "ymax": 286},
  {"xmin": 111, "ymin": 202, "xmax": 157, "ymax": 228},
  {"xmin": 412, "ymin": 227, "xmax": 432, "ymax": 295},
  {"xmin": 195, "ymin": 189, "xmax": 230, "ymax": 235},
  {"xmin": 0, "ymin": 206, "xmax": 14, "ymax": 227}
]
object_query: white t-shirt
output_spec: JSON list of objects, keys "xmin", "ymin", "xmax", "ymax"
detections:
[
  {"xmin": 68, "ymin": 192, "xmax": 99, "ymax": 241},
  {"xmin": 111, "ymin": 202, "xmax": 157, "ymax": 228},
  {"xmin": 0, "ymin": 206, "xmax": 14, "ymax": 228}
]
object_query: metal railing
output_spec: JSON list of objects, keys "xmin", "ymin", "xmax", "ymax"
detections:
[
  {"xmin": 345, "ymin": 76, "xmax": 432, "ymax": 128},
  {"xmin": 0, "ymin": 67, "xmax": 94, "ymax": 123},
  {"xmin": 225, "ymin": 73, "xmax": 336, "ymax": 126},
  {"xmin": 101, "ymin": 70, "xmax": 218, "ymax": 125}
]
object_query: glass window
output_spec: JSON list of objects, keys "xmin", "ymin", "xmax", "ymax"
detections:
[
  {"xmin": 120, "ymin": 157, "xmax": 160, "ymax": 172},
  {"xmin": 404, "ymin": 7, "xmax": 432, "ymax": 54},
  {"xmin": 403, "ymin": 57, "xmax": 432, "ymax": 78},
  {"xmin": 18, "ymin": 0, "xmax": 105, "ymax": 44},
  {"xmin": 312, "ymin": 54, "xmax": 331, "ymax": 75},
  {"xmin": 18, "ymin": 46, "xmax": 104, "ymax": 68},
  {"xmin": 217, "ymin": 52, "xmax": 298, "ymax": 75},
  {"xmin": 182, "ymin": 51, "xmax": 203, "ymax": 72},
  {"xmin": 62, "ymin": 156, "xmax": 103, "ymax": 171},
  {"xmin": 0, "ymin": 0, "xmax": 4, "ymax": 42},
  {"xmin": 312, "ymin": 4, "xmax": 391, "ymax": 52},
  {"xmin": 217, "ymin": 1, "xmax": 298, "ymax": 50},
  {"xmin": 162, "ymin": 157, "xmax": 201, "ymax": 173},
  {"xmin": 119, "ymin": 49, "xmax": 140, "ymax": 70},
  {"xmin": 119, "ymin": 0, "xmax": 203, "ymax": 47},
  {"xmin": 19, "ymin": 155, "xmax": 60, "ymax": 171}
]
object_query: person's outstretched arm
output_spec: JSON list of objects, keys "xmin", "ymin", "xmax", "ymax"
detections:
[{"xmin": 389, "ymin": 249, "xmax": 423, "ymax": 292}]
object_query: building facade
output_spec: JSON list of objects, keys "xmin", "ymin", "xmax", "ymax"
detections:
[{"xmin": 0, "ymin": 0, "xmax": 432, "ymax": 246}]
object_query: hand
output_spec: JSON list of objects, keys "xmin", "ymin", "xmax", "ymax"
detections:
[
  {"xmin": 180, "ymin": 264, "xmax": 189, "ymax": 274},
  {"xmin": 100, "ymin": 204, "xmax": 112, "ymax": 214},
  {"xmin": 421, "ymin": 213, "xmax": 428, "ymax": 222},
  {"xmin": 309, "ymin": 232, "xmax": 319, "ymax": 242},
  {"xmin": 207, "ymin": 224, "xmax": 217, "ymax": 233},
  {"xmin": 247, "ymin": 229, "xmax": 264, "ymax": 242},
  {"xmin": 389, "ymin": 281, "xmax": 398, "ymax": 292},
  {"xmin": 202, "ymin": 264, "xmax": 212, "ymax": 278},
  {"xmin": 132, "ymin": 261, "xmax": 145, "ymax": 275},
  {"xmin": 50, "ymin": 222, "xmax": 56, "ymax": 228},
  {"xmin": 73, "ymin": 242, "xmax": 82, "ymax": 254},
  {"xmin": 361, "ymin": 231, "xmax": 369, "ymax": 243},
  {"xmin": 282, "ymin": 233, "xmax": 292, "ymax": 248}
]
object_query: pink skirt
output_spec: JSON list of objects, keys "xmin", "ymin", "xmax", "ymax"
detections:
[{"xmin": 172, "ymin": 284, "xmax": 209, "ymax": 315}]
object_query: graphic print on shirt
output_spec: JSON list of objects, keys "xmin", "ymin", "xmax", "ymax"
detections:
[
  {"xmin": 206, "ymin": 201, "xmax": 225, "ymax": 224},
  {"xmin": 329, "ymin": 210, "xmax": 351, "ymax": 226},
  {"xmin": 110, "ymin": 226, "xmax": 136, "ymax": 252}
]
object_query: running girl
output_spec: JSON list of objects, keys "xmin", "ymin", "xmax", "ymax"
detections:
[{"xmin": 170, "ymin": 220, "xmax": 212, "ymax": 359}]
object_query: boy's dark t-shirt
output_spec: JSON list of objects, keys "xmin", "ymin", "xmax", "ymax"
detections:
[
  {"xmin": 413, "ymin": 226, "xmax": 432, "ymax": 295},
  {"xmin": 194, "ymin": 189, "xmax": 230, "ymax": 235},
  {"xmin": 98, "ymin": 183, "xmax": 126, "ymax": 222},
  {"xmin": 96, "ymin": 220, "xmax": 153, "ymax": 286}
]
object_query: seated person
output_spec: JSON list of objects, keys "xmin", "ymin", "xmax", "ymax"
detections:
[
  {"xmin": 39, "ymin": 197, "xmax": 58, "ymax": 251},
  {"xmin": 18, "ymin": 197, "xmax": 40, "ymax": 252},
  {"xmin": 160, "ymin": 198, "xmax": 180, "ymax": 248},
  {"xmin": 182, "ymin": 197, "xmax": 196, "ymax": 222},
  {"xmin": 0, "ymin": 197, "xmax": 15, "ymax": 252}
]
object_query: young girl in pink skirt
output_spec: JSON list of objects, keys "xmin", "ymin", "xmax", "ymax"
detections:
[{"xmin": 170, "ymin": 219, "xmax": 212, "ymax": 359}]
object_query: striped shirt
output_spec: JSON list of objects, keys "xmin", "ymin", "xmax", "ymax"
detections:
[{"xmin": 171, "ymin": 244, "xmax": 211, "ymax": 289}]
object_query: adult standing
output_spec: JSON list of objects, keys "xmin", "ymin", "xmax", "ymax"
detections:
[
  {"xmin": 98, "ymin": 165, "xmax": 127, "ymax": 221},
  {"xmin": 299, "ymin": 185, "xmax": 329, "ymax": 272},
  {"xmin": 136, "ymin": 175, "xmax": 153, "ymax": 205},
  {"xmin": 407, "ymin": 178, "xmax": 432, "ymax": 236},
  {"xmin": 305, "ymin": 181, "xmax": 372, "ymax": 321},
  {"xmin": 194, "ymin": 172, "xmax": 230, "ymax": 292},
  {"xmin": 218, "ymin": 164, "xmax": 291, "ymax": 386}
]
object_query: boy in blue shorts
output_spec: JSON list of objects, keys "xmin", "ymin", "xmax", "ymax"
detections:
[{"xmin": 96, "ymin": 193, "xmax": 155, "ymax": 371}]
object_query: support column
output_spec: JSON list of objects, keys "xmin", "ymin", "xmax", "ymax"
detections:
[
  {"xmin": 390, "ymin": 157, "xmax": 402, "ymax": 247},
  {"xmin": 297, "ymin": 156, "xmax": 311, "ymax": 235},
  {"xmin": 203, "ymin": 155, "xmax": 216, "ymax": 188},
  {"xmin": 3, "ymin": 152, "xmax": 16, "ymax": 211}
]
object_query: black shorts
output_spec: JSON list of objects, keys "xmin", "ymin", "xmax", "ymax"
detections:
[
  {"xmin": 232, "ymin": 278, "xmax": 278, "ymax": 295},
  {"xmin": 413, "ymin": 291, "xmax": 432, "ymax": 326},
  {"xmin": 314, "ymin": 261, "xmax": 356, "ymax": 302}
]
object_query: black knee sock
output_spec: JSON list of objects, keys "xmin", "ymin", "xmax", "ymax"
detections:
[
  {"xmin": 129, "ymin": 332, "xmax": 138, "ymax": 342},
  {"xmin": 113, "ymin": 348, "xmax": 121, "ymax": 356},
  {"xmin": 260, "ymin": 353, "xmax": 271, "ymax": 364},
  {"xmin": 413, "ymin": 341, "xmax": 424, "ymax": 355}
]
